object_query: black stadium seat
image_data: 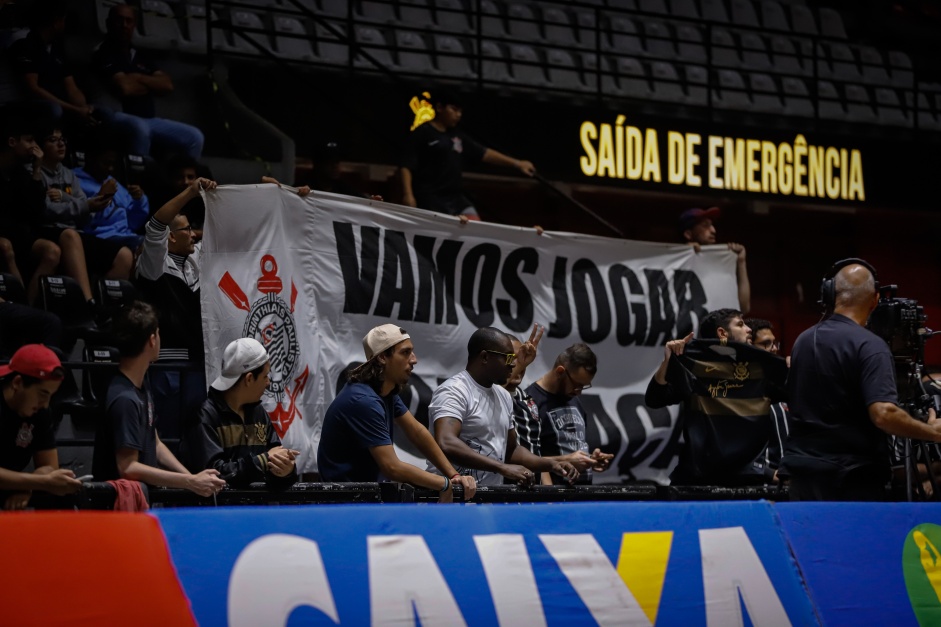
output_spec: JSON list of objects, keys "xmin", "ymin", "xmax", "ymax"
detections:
[
  {"xmin": 0, "ymin": 272, "xmax": 27, "ymax": 304},
  {"xmin": 39, "ymin": 275, "xmax": 111, "ymax": 346}
]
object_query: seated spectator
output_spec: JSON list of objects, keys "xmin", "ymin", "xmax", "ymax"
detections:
[
  {"xmin": 318, "ymin": 324, "xmax": 477, "ymax": 502},
  {"xmin": 645, "ymin": 309, "xmax": 787, "ymax": 486},
  {"xmin": 0, "ymin": 344, "xmax": 82, "ymax": 509},
  {"xmin": 679, "ymin": 207, "xmax": 751, "ymax": 314},
  {"xmin": 32, "ymin": 124, "xmax": 133, "ymax": 295},
  {"xmin": 92, "ymin": 4, "xmax": 203, "ymax": 159},
  {"xmin": 8, "ymin": 0, "xmax": 97, "ymax": 127},
  {"xmin": 181, "ymin": 338, "xmax": 297, "ymax": 489},
  {"xmin": 92, "ymin": 300, "xmax": 225, "ymax": 497},
  {"xmin": 745, "ymin": 318, "xmax": 790, "ymax": 482},
  {"xmin": 74, "ymin": 135, "xmax": 149, "ymax": 249},
  {"xmin": 0, "ymin": 112, "xmax": 63, "ymax": 304},
  {"xmin": 525, "ymin": 343, "xmax": 613, "ymax": 485},
  {"xmin": 430, "ymin": 327, "xmax": 578, "ymax": 486}
]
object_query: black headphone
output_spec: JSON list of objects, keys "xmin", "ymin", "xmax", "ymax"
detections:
[{"xmin": 818, "ymin": 258, "xmax": 879, "ymax": 312}]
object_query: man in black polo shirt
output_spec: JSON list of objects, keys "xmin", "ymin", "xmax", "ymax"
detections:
[
  {"xmin": 780, "ymin": 261, "xmax": 941, "ymax": 501},
  {"xmin": 400, "ymin": 90, "xmax": 535, "ymax": 220},
  {"xmin": 0, "ymin": 344, "xmax": 82, "ymax": 509},
  {"xmin": 91, "ymin": 3, "xmax": 204, "ymax": 158},
  {"xmin": 181, "ymin": 338, "xmax": 298, "ymax": 489}
]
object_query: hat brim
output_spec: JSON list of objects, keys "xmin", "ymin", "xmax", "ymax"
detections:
[
  {"xmin": 0, "ymin": 364, "xmax": 12, "ymax": 379},
  {"xmin": 210, "ymin": 374, "xmax": 241, "ymax": 392}
]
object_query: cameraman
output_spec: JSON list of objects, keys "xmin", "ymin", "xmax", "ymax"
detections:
[{"xmin": 780, "ymin": 261, "xmax": 941, "ymax": 501}]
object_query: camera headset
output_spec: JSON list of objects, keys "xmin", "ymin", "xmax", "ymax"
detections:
[{"xmin": 818, "ymin": 258, "xmax": 879, "ymax": 315}]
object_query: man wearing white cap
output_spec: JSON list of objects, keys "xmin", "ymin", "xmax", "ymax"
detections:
[
  {"xmin": 318, "ymin": 324, "xmax": 477, "ymax": 502},
  {"xmin": 181, "ymin": 338, "xmax": 298, "ymax": 488},
  {"xmin": 93, "ymin": 301, "xmax": 226, "ymax": 497}
]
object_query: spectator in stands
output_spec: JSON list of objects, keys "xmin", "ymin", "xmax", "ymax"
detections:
[
  {"xmin": 430, "ymin": 327, "xmax": 579, "ymax": 486},
  {"xmin": 680, "ymin": 207, "xmax": 751, "ymax": 314},
  {"xmin": 74, "ymin": 135, "xmax": 149, "ymax": 249},
  {"xmin": 181, "ymin": 338, "xmax": 297, "ymax": 489},
  {"xmin": 0, "ymin": 113, "xmax": 62, "ymax": 304},
  {"xmin": 32, "ymin": 124, "xmax": 134, "ymax": 299},
  {"xmin": 92, "ymin": 300, "xmax": 225, "ymax": 497},
  {"xmin": 645, "ymin": 309, "xmax": 789, "ymax": 486},
  {"xmin": 92, "ymin": 4, "xmax": 204, "ymax": 159},
  {"xmin": 318, "ymin": 324, "xmax": 477, "ymax": 503},
  {"xmin": 526, "ymin": 344, "xmax": 613, "ymax": 485},
  {"xmin": 400, "ymin": 90, "xmax": 536, "ymax": 221},
  {"xmin": 0, "ymin": 344, "xmax": 82, "ymax": 509},
  {"xmin": 8, "ymin": 0, "xmax": 97, "ymax": 126},
  {"xmin": 746, "ymin": 318, "xmax": 790, "ymax": 483},
  {"xmin": 136, "ymin": 176, "xmax": 213, "ymax": 439},
  {"xmin": 502, "ymin": 325, "xmax": 544, "ymax": 461}
]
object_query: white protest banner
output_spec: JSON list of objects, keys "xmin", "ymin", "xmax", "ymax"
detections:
[{"xmin": 201, "ymin": 185, "xmax": 739, "ymax": 481}]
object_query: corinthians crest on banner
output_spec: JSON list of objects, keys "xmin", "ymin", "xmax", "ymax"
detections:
[{"xmin": 218, "ymin": 255, "xmax": 311, "ymax": 440}]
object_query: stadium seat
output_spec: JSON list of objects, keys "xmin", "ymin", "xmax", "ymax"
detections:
[
  {"xmin": 741, "ymin": 33, "xmax": 772, "ymax": 71},
  {"xmin": 844, "ymin": 84, "xmax": 877, "ymax": 123},
  {"xmin": 829, "ymin": 43, "xmax": 862, "ymax": 83},
  {"xmin": 227, "ymin": 10, "xmax": 272, "ymax": 56},
  {"xmin": 95, "ymin": 278, "xmax": 138, "ymax": 328},
  {"xmin": 543, "ymin": 7, "xmax": 579, "ymax": 49},
  {"xmin": 400, "ymin": 0, "xmax": 435, "ymax": 29},
  {"xmin": 888, "ymin": 51, "xmax": 914, "ymax": 88},
  {"xmin": 356, "ymin": 0, "xmax": 398, "ymax": 25},
  {"xmin": 39, "ymin": 276, "xmax": 110, "ymax": 346},
  {"xmin": 0, "ymin": 273, "xmax": 26, "ymax": 304},
  {"xmin": 435, "ymin": 35, "xmax": 476, "ymax": 79},
  {"xmin": 781, "ymin": 76, "xmax": 814, "ymax": 117},
  {"xmin": 770, "ymin": 36, "xmax": 809, "ymax": 76},
  {"xmin": 858, "ymin": 46, "xmax": 891, "ymax": 87},
  {"xmin": 651, "ymin": 60, "xmax": 686, "ymax": 103},
  {"xmin": 711, "ymin": 29, "xmax": 741, "ymax": 69},
  {"xmin": 642, "ymin": 20, "xmax": 675, "ymax": 59},
  {"xmin": 874, "ymin": 88, "xmax": 912, "ymax": 128},
  {"xmin": 701, "ymin": 0, "xmax": 730, "ymax": 23},
  {"xmin": 607, "ymin": 17, "xmax": 643, "ymax": 56},
  {"xmin": 137, "ymin": 0, "xmax": 183, "ymax": 50},
  {"xmin": 675, "ymin": 25, "xmax": 706, "ymax": 63},
  {"xmin": 435, "ymin": 0, "xmax": 473, "ymax": 34},
  {"xmin": 509, "ymin": 44, "xmax": 547, "ymax": 87},
  {"xmin": 670, "ymin": 0, "xmax": 700, "ymax": 19},
  {"xmin": 819, "ymin": 7, "xmax": 847, "ymax": 39},
  {"xmin": 481, "ymin": 40, "xmax": 512, "ymax": 83},
  {"xmin": 639, "ymin": 0, "xmax": 669, "ymax": 15},
  {"xmin": 396, "ymin": 30, "xmax": 436, "ymax": 75},
  {"xmin": 917, "ymin": 93, "xmax": 941, "ymax": 131},
  {"xmin": 81, "ymin": 345, "xmax": 120, "ymax": 409},
  {"xmin": 579, "ymin": 52, "xmax": 601, "ymax": 92},
  {"xmin": 609, "ymin": 56, "xmax": 651, "ymax": 99},
  {"xmin": 480, "ymin": 0, "xmax": 508, "ymax": 37},
  {"xmin": 353, "ymin": 26, "xmax": 395, "ymax": 69},
  {"xmin": 789, "ymin": 4, "xmax": 817, "ymax": 35},
  {"xmin": 315, "ymin": 22, "xmax": 350, "ymax": 66},
  {"xmin": 816, "ymin": 80, "xmax": 845, "ymax": 120},
  {"xmin": 713, "ymin": 69, "xmax": 751, "ymax": 110},
  {"xmin": 685, "ymin": 64, "xmax": 709, "ymax": 105},
  {"xmin": 547, "ymin": 49, "xmax": 585, "ymax": 91},
  {"xmin": 607, "ymin": 0, "xmax": 639, "ymax": 12},
  {"xmin": 575, "ymin": 10, "xmax": 599, "ymax": 49},
  {"xmin": 314, "ymin": 0, "xmax": 348, "ymax": 18},
  {"xmin": 750, "ymin": 72, "xmax": 783, "ymax": 113},
  {"xmin": 730, "ymin": 0, "xmax": 760, "ymax": 27},
  {"xmin": 760, "ymin": 1, "xmax": 790, "ymax": 32},
  {"xmin": 179, "ymin": 3, "xmax": 228, "ymax": 55},
  {"xmin": 507, "ymin": 3, "xmax": 542, "ymax": 43},
  {"xmin": 273, "ymin": 14, "xmax": 315, "ymax": 61}
]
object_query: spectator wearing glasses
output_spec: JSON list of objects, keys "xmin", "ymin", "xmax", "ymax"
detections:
[
  {"xmin": 526, "ymin": 343, "xmax": 613, "ymax": 485},
  {"xmin": 32, "ymin": 124, "xmax": 134, "ymax": 298},
  {"xmin": 430, "ymin": 327, "xmax": 578, "ymax": 487},
  {"xmin": 746, "ymin": 318, "xmax": 790, "ymax": 483}
]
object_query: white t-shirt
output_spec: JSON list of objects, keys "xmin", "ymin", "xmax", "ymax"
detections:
[{"xmin": 427, "ymin": 370, "xmax": 515, "ymax": 486}]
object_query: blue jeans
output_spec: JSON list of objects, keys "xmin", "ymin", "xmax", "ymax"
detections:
[{"xmin": 101, "ymin": 110, "xmax": 204, "ymax": 159}]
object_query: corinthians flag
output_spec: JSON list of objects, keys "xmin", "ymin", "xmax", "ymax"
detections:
[{"xmin": 200, "ymin": 184, "xmax": 740, "ymax": 480}]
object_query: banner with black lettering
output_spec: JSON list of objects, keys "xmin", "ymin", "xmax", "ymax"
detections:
[{"xmin": 201, "ymin": 185, "xmax": 739, "ymax": 480}]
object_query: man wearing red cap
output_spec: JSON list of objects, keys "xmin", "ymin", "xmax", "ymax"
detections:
[
  {"xmin": 318, "ymin": 323, "xmax": 477, "ymax": 502},
  {"xmin": 0, "ymin": 344, "xmax": 82, "ymax": 509},
  {"xmin": 679, "ymin": 207, "xmax": 751, "ymax": 314}
]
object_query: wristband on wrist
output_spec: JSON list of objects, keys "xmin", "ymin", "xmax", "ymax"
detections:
[
  {"xmin": 450, "ymin": 473, "xmax": 461, "ymax": 481},
  {"xmin": 440, "ymin": 476, "xmax": 450, "ymax": 493}
]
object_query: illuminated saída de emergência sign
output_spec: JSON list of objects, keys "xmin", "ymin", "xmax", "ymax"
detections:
[{"xmin": 579, "ymin": 116, "xmax": 866, "ymax": 201}]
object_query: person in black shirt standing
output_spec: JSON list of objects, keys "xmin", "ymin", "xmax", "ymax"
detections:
[
  {"xmin": 400, "ymin": 90, "xmax": 535, "ymax": 220},
  {"xmin": 0, "ymin": 344, "xmax": 81, "ymax": 509},
  {"xmin": 780, "ymin": 259, "xmax": 941, "ymax": 501}
]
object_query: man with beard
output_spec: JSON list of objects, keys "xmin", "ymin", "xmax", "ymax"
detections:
[{"xmin": 318, "ymin": 324, "xmax": 476, "ymax": 503}]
